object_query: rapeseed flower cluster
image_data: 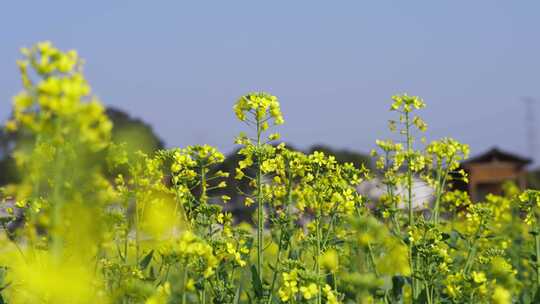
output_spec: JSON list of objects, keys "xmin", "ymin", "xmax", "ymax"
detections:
[
  {"xmin": 2, "ymin": 42, "xmax": 540, "ymax": 304},
  {"xmin": 234, "ymin": 92, "xmax": 284, "ymax": 126}
]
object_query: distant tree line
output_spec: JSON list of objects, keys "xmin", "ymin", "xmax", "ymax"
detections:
[
  {"xmin": 0, "ymin": 105, "xmax": 376, "ymax": 224},
  {"xmin": 0, "ymin": 107, "xmax": 165, "ymax": 187}
]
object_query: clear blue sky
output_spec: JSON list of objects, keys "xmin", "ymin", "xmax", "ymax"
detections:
[{"xmin": 1, "ymin": 1, "xmax": 540, "ymax": 163}]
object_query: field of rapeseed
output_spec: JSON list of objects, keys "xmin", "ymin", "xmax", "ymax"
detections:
[{"xmin": 1, "ymin": 42, "xmax": 539, "ymax": 304}]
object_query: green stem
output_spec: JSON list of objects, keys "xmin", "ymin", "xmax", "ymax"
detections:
[
  {"xmin": 404, "ymin": 111, "xmax": 416, "ymax": 301},
  {"xmin": 201, "ymin": 166, "xmax": 208, "ymax": 204},
  {"xmin": 175, "ymin": 189, "xmax": 192, "ymax": 230},
  {"xmin": 202, "ymin": 280, "xmax": 207, "ymax": 304},
  {"xmin": 425, "ymin": 282, "xmax": 432, "ymax": 304},
  {"xmin": 390, "ymin": 189, "xmax": 401, "ymax": 236},
  {"xmin": 405, "ymin": 112, "xmax": 414, "ymax": 228},
  {"xmin": 256, "ymin": 116, "xmax": 264, "ymax": 296},
  {"xmin": 315, "ymin": 216, "xmax": 322, "ymax": 304},
  {"xmin": 267, "ymin": 232, "xmax": 284, "ymax": 304},
  {"xmin": 536, "ymin": 233, "xmax": 540, "ymax": 287},
  {"xmin": 199, "ymin": 287, "xmax": 206, "ymax": 304},
  {"xmin": 135, "ymin": 199, "xmax": 140, "ymax": 261},
  {"xmin": 51, "ymin": 133, "xmax": 65, "ymax": 259},
  {"xmin": 367, "ymin": 242, "xmax": 380, "ymax": 277},
  {"xmin": 463, "ymin": 223, "xmax": 483, "ymax": 274},
  {"xmin": 535, "ymin": 214, "xmax": 540, "ymax": 287},
  {"xmin": 432, "ymin": 156, "xmax": 453, "ymax": 224},
  {"xmin": 123, "ymin": 195, "xmax": 131, "ymax": 263},
  {"xmin": 384, "ymin": 151, "xmax": 401, "ymax": 236},
  {"xmin": 432, "ymin": 162, "xmax": 443, "ymax": 224},
  {"xmin": 321, "ymin": 212, "xmax": 337, "ymax": 250},
  {"xmin": 267, "ymin": 170, "xmax": 293, "ymax": 304}
]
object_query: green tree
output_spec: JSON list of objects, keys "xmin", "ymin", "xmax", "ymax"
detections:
[{"xmin": 0, "ymin": 107, "xmax": 165, "ymax": 186}]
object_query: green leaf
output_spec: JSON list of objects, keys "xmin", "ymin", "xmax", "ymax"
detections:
[
  {"xmin": 288, "ymin": 249, "xmax": 299, "ymax": 260},
  {"xmin": 416, "ymin": 288, "xmax": 429, "ymax": 304},
  {"xmin": 246, "ymin": 292, "xmax": 253, "ymax": 304},
  {"xmin": 234, "ymin": 286, "xmax": 242, "ymax": 304},
  {"xmin": 391, "ymin": 275, "xmax": 406, "ymax": 301},
  {"xmin": 251, "ymin": 265, "xmax": 263, "ymax": 299},
  {"xmin": 195, "ymin": 279, "xmax": 204, "ymax": 291},
  {"xmin": 452, "ymin": 229, "xmax": 466, "ymax": 240},
  {"xmin": 139, "ymin": 250, "xmax": 154, "ymax": 270},
  {"xmin": 533, "ymin": 286, "xmax": 540, "ymax": 304},
  {"xmin": 149, "ymin": 266, "xmax": 156, "ymax": 281}
]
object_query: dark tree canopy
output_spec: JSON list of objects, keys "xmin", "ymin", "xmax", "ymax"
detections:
[
  {"xmin": 308, "ymin": 144, "xmax": 373, "ymax": 170},
  {"xmin": 0, "ymin": 107, "xmax": 165, "ymax": 186},
  {"xmin": 106, "ymin": 107, "xmax": 165, "ymax": 155}
]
